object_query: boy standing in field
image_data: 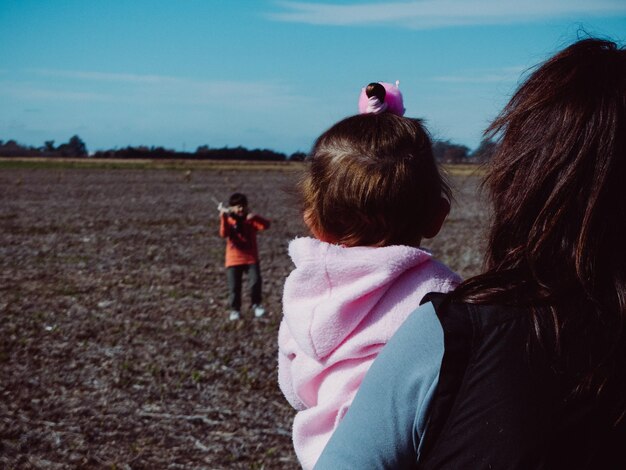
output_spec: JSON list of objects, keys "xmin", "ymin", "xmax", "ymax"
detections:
[{"xmin": 219, "ymin": 192, "xmax": 271, "ymax": 321}]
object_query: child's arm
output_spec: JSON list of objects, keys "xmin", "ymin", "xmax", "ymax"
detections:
[
  {"xmin": 247, "ymin": 213, "xmax": 271, "ymax": 231},
  {"xmin": 219, "ymin": 211, "xmax": 230, "ymax": 238},
  {"xmin": 278, "ymin": 319, "xmax": 307, "ymax": 410}
]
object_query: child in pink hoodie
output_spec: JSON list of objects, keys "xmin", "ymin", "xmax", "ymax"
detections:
[{"xmin": 278, "ymin": 82, "xmax": 461, "ymax": 469}]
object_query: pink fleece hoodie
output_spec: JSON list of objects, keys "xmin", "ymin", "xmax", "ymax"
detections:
[{"xmin": 278, "ymin": 237, "xmax": 461, "ymax": 469}]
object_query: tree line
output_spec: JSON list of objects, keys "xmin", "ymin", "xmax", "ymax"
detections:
[{"xmin": 0, "ymin": 135, "xmax": 497, "ymax": 163}]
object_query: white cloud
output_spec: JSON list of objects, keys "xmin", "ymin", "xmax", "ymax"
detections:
[
  {"xmin": 431, "ymin": 74, "xmax": 511, "ymax": 83},
  {"xmin": 13, "ymin": 69, "xmax": 309, "ymax": 110},
  {"xmin": 268, "ymin": 0, "xmax": 626, "ymax": 28},
  {"xmin": 430, "ymin": 65, "xmax": 529, "ymax": 83},
  {"xmin": 0, "ymin": 83, "xmax": 113, "ymax": 102},
  {"xmin": 34, "ymin": 68, "xmax": 180, "ymax": 84}
]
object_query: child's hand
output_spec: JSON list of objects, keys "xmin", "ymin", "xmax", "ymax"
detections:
[{"xmin": 218, "ymin": 203, "xmax": 229, "ymax": 215}]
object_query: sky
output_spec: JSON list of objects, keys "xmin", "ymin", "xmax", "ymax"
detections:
[{"xmin": 1, "ymin": 1, "xmax": 625, "ymax": 156}]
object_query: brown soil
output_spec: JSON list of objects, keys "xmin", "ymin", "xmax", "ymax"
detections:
[{"xmin": 0, "ymin": 165, "xmax": 488, "ymax": 469}]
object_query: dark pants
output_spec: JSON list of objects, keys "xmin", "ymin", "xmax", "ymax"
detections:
[{"xmin": 226, "ymin": 263, "xmax": 262, "ymax": 311}]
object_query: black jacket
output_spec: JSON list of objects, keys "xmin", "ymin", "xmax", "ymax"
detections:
[{"xmin": 419, "ymin": 292, "xmax": 626, "ymax": 469}]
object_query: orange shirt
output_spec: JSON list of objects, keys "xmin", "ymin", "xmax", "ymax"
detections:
[{"xmin": 219, "ymin": 213, "xmax": 270, "ymax": 267}]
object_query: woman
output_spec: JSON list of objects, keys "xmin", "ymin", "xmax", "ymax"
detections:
[{"xmin": 315, "ymin": 38, "xmax": 626, "ymax": 469}]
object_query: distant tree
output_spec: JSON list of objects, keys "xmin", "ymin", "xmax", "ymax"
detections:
[
  {"xmin": 44, "ymin": 140, "xmax": 56, "ymax": 152},
  {"xmin": 68, "ymin": 135, "xmax": 88, "ymax": 157},
  {"xmin": 193, "ymin": 145, "xmax": 286, "ymax": 161},
  {"xmin": 471, "ymin": 138, "xmax": 498, "ymax": 162},
  {"xmin": 289, "ymin": 152, "xmax": 307, "ymax": 161},
  {"xmin": 432, "ymin": 140, "xmax": 470, "ymax": 163},
  {"xmin": 0, "ymin": 139, "xmax": 37, "ymax": 157},
  {"xmin": 57, "ymin": 135, "xmax": 88, "ymax": 157}
]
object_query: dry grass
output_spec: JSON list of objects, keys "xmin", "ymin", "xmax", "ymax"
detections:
[{"xmin": 0, "ymin": 165, "xmax": 488, "ymax": 469}]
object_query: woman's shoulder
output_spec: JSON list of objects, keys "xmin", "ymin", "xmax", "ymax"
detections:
[{"xmin": 423, "ymin": 291, "xmax": 532, "ymax": 331}]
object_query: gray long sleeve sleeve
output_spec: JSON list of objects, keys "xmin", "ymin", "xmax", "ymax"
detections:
[{"xmin": 314, "ymin": 302, "xmax": 444, "ymax": 469}]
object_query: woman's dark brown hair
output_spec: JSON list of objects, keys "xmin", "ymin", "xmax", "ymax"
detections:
[
  {"xmin": 300, "ymin": 113, "xmax": 450, "ymax": 247},
  {"xmin": 454, "ymin": 38, "xmax": 626, "ymax": 421}
]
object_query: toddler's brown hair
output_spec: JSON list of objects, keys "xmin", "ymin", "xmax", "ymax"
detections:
[{"xmin": 300, "ymin": 112, "xmax": 450, "ymax": 247}]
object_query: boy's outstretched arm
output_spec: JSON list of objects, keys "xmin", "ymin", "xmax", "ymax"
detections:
[
  {"xmin": 247, "ymin": 213, "xmax": 271, "ymax": 231},
  {"xmin": 219, "ymin": 210, "xmax": 230, "ymax": 238}
]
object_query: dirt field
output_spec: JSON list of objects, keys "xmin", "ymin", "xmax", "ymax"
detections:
[{"xmin": 0, "ymin": 162, "xmax": 488, "ymax": 469}]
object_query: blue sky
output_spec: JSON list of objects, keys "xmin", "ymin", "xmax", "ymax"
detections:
[{"xmin": 1, "ymin": 1, "xmax": 625, "ymax": 155}]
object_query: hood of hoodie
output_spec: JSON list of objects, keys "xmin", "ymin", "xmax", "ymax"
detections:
[{"xmin": 282, "ymin": 237, "xmax": 435, "ymax": 361}]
